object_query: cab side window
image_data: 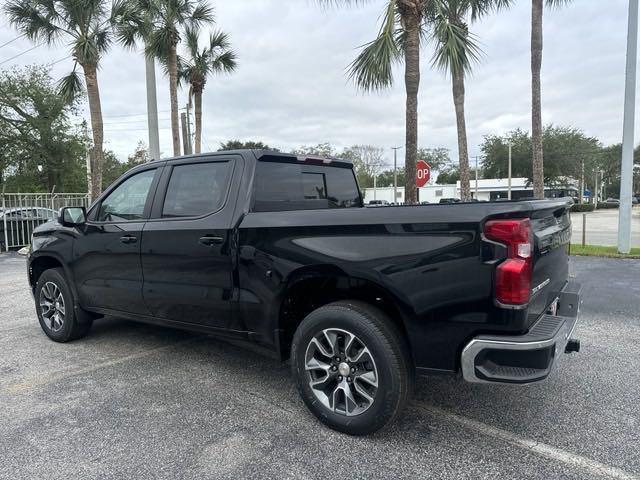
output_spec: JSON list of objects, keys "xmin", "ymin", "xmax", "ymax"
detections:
[
  {"xmin": 98, "ymin": 169, "xmax": 156, "ymax": 222},
  {"xmin": 162, "ymin": 162, "xmax": 231, "ymax": 218}
]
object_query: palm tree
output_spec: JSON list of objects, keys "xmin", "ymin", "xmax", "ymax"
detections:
[
  {"xmin": 531, "ymin": 0, "xmax": 571, "ymax": 198},
  {"xmin": 431, "ymin": 0, "xmax": 510, "ymax": 201},
  {"xmin": 178, "ymin": 27, "xmax": 237, "ymax": 154},
  {"xmin": 5, "ymin": 0, "xmax": 113, "ymax": 200},
  {"xmin": 319, "ymin": 0, "xmax": 431, "ymax": 204},
  {"xmin": 115, "ymin": 0, "xmax": 214, "ymax": 157}
]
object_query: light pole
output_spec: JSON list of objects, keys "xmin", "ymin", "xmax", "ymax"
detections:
[
  {"xmin": 145, "ymin": 56, "xmax": 161, "ymax": 161},
  {"xmin": 474, "ymin": 156, "xmax": 479, "ymax": 199},
  {"xmin": 507, "ymin": 143, "xmax": 512, "ymax": 200},
  {"xmin": 391, "ymin": 146, "xmax": 402, "ymax": 204},
  {"xmin": 619, "ymin": 0, "xmax": 638, "ymax": 254}
]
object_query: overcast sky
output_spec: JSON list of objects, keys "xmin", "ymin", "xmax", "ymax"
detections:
[{"xmin": 0, "ymin": 0, "xmax": 635, "ymax": 167}]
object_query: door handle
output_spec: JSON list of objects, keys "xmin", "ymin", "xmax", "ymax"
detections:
[
  {"xmin": 199, "ymin": 235, "xmax": 224, "ymax": 246},
  {"xmin": 120, "ymin": 235, "xmax": 137, "ymax": 244}
]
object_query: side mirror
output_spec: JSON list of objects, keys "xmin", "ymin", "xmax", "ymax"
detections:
[{"xmin": 58, "ymin": 206, "xmax": 86, "ymax": 227}]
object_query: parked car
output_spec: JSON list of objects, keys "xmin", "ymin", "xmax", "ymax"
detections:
[
  {"xmin": 604, "ymin": 198, "xmax": 620, "ymax": 205},
  {"xmin": 439, "ymin": 197, "xmax": 461, "ymax": 204},
  {"xmin": 27, "ymin": 150, "xmax": 580, "ymax": 435},
  {"xmin": 0, "ymin": 207, "xmax": 57, "ymax": 250},
  {"xmin": 367, "ymin": 199, "xmax": 389, "ymax": 206}
]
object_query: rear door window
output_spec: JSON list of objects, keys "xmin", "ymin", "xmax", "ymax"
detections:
[
  {"xmin": 253, "ymin": 161, "xmax": 361, "ymax": 212},
  {"xmin": 162, "ymin": 161, "xmax": 232, "ymax": 218}
]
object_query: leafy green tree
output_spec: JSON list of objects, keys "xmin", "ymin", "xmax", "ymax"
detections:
[
  {"xmin": 481, "ymin": 126, "xmax": 602, "ymax": 189},
  {"xmin": 0, "ymin": 66, "xmax": 87, "ymax": 192},
  {"xmin": 218, "ymin": 140, "xmax": 277, "ymax": 151},
  {"xmin": 102, "ymin": 142, "xmax": 150, "ymax": 189},
  {"xmin": 431, "ymin": 0, "xmax": 511, "ymax": 200},
  {"xmin": 318, "ymin": 0, "xmax": 431, "ymax": 204},
  {"xmin": 417, "ymin": 147, "xmax": 451, "ymax": 172},
  {"xmin": 435, "ymin": 167, "xmax": 459, "ymax": 184},
  {"xmin": 5, "ymin": 0, "xmax": 114, "ymax": 200},
  {"xmin": 344, "ymin": 145, "xmax": 385, "ymax": 188},
  {"xmin": 178, "ymin": 27, "xmax": 237, "ymax": 154},
  {"xmin": 291, "ymin": 143, "xmax": 337, "ymax": 157},
  {"xmin": 376, "ymin": 168, "xmax": 406, "ymax": 188},
  {"xmin": 531, "ymin": 0, "xmax": 572, "ymax": 198}
]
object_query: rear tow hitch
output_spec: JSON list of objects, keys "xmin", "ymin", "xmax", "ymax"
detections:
[{"xmin": 565, "ymin": 338, "xmax": 580, "ymax": 354}]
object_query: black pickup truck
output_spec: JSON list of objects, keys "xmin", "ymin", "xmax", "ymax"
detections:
[{"xmin": 28, "ymin": 150, "xmax": 580, "ymax": 435}]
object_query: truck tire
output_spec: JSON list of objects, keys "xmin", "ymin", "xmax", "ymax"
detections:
[
  {"xmin": 291, "ymin": 300, "xmax": 413, "ymax": 435},
  {"xmin": 35, "ymin": 268, "xmax": 92, "ymax": 342}
]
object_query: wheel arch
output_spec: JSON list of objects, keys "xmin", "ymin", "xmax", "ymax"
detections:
[
  {"xmin": 28, "ymin": 253, "xmax": 74, "ymax": 297},
  {"xmin": 276, "ymin": 266, "xmax": 412, "ymax": 362}
]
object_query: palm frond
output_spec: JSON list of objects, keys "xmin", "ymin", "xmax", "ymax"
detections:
[
  {"xmin": 545, "ymin": 0, "xmax": 572, "ymax": 8},
  {"xmin": 5, "ymin": 0, "xmax": 65, "ymax": 45},
  {"xmin": 347, "ymin": 0, "xmax": 400, "ymax": 91},
  {"xmin": 468, "ymin": 0, "xmax": 513, "ymax": 21},
  {"xmin": 188, "ymin": 2, "xmax": 215, "ymax": 28},
  {"xmin": 208, "ymin": 29, "xmax": 232, "ymax": 52},
  {"xmin": 211, "ymin": 49, "xmax": 237, "ymax": 73},
  {"xmin": 184, "ymin": 25, "xmax": 201, "ymax": 58},
  {"xmin": 58, "ymin": 66, "xmax": 84, "ymax": 103},
  {"xmin": 431, "ymin": 15, "xmax": 482, "ymax": 77}
]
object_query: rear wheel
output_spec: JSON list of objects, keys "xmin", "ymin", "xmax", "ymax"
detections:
[
  {"xmin": 291, "ymin": 300, "xmax": 412, "ymax": 435},
  {"xmin": 35, "ymin": 268, "xmax": 92, "ymax": 342}
]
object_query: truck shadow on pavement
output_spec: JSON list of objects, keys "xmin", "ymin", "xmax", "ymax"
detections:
[{"xmin": 85, "ymin": 316, "xmax": 570, "ymax": 439}]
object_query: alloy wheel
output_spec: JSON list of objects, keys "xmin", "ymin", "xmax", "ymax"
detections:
[
  {"xmin": 305, "ymin": 328, "xmax": 379, "ymax": 416},
  {"xmin": 39, "ymin": 281, "xmax": 65, "ymax": 332}
]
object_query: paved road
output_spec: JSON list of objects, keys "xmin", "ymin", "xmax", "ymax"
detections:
[
  {"xmin": 571, "ymin": 208, "xmax": 640, "ymax": 247},
  {"xmin": 1, "ymin": 253, "xmax": 638, "ymax": 479}
]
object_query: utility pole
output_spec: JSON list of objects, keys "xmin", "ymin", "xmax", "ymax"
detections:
[
  {"xmin": 373, "ymin": 175, "xmax": 377, "ymax": 201},
  {"xmin": 475, "ymin": 156, "xmax": 479, "ymax": 199},
  {"xmin": 507, "ymin": 144, "xmax": 512, "ymax": 200},
  {"xmin": 619, "ymin": 0, "xmax": 638, "ymax": 254},
  {"xmin": 594, "ymin": 171, "xmax": 599, "ymax": 208},
  {"xmin": 579, "ymin": 159, "xmax": 584, "ymax": 203},
  {"xmin": 180, "ymin": 113, "xmax": 191, "ymax": 155},
  {"xmin": 186, "ymin": 102, "xmax": 193, "ymax": 152},
  {"xmin": 145, "ymin": 56, "xmax": 161, "ymax": 161},
  {"xmin": 85, "ymin": 152, "xmax": 93, "ymax": 202},
  {"xmin": 391, "ymin": 147, "xmax": 402, "ymax": 204}
]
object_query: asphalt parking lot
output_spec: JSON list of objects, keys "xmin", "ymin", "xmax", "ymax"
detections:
[{"xmin": 1, "ymin": 253, "xmax": 638, "ymax": 480}]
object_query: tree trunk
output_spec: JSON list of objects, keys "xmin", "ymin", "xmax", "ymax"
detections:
[
  {"xmin": 403, "ymin": 12, "xmax": 421, "ymax": 205},
  {"xmin": 531, "ymin": 0, "xmax": 544, "ymax": 199},
  {"xmin": 194, "ymin": 88, "xmax": 203, "ymax": 154},
  {"xmin": 452, "ymin": 69, "xmax": 471, "ymax": 201},
  {"xmin": 168, "ymin": 42, "xmax": 181, "ymax": 156},
  {"xmin": 83, "ymin": 63, "xmax": 104, "ymax": 201}
]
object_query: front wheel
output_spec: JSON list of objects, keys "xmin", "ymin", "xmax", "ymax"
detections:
[
  {"xmin": 291, "ymin": 300, "xmax": 413, "ymax": 435},
  {"xmin": 35, "ymin": 268, "xmax": 92, "ymax": 342}
]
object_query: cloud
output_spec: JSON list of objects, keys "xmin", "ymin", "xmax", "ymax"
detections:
[{"xmin": 0, "ymin": 0, "xmax": 634, "ymax": 166}]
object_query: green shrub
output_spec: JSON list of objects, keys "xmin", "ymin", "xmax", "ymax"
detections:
[
  {"xmin": 571, "ymin": 203, "xmax": 595, "ymax": 212},
  {"xmin": 597, "ymin": 202, "xmax": 619, "ymax": 209}
]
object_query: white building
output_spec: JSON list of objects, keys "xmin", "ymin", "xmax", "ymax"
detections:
[{"xmin": 362, "ymin": 178, "xmax": 577, "ymax": 204}]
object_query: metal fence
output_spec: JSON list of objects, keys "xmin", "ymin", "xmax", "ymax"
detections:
[{"xmin": 1, "ymin": 192, "xmax": 90, "ymax": 251}]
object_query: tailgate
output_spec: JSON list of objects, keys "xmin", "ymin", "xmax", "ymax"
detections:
[{"xmin": 528, "ymin": 201, "xmax": 572, "ymax": 319}]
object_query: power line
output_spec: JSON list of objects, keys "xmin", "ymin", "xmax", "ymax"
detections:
[
  {"xmin": 48, "ymin": 55, "xmax": 71, "ymax": 66},
  {"xmin": 0, "ymin": 34, "xmax": 26, "ymax": 50},
  {"xmin": 102, "ymin": 109, "xmax": 171, "ymax": 118},
  {"xmin": 0, "ymin": 43, "xmax": 43, "ymax": 66}
]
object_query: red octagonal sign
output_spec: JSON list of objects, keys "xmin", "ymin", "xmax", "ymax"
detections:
[{"xmin": 416, "ymin": 160, "xmax": 430, "ymax": 187}]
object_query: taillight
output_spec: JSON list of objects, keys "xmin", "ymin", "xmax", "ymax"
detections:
[{"xmin": 484, "ymin": 218, "xmax": 533, "ymax": 305}]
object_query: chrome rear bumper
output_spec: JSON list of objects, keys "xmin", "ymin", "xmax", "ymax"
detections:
[{"xmin": 461, "ymin": 282, "xmax": 581, "ymax": 384}]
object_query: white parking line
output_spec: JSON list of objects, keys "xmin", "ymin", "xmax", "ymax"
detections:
[{"xmin": 418, "ymin": 404, "xmax": 639, "ymax": 480}]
